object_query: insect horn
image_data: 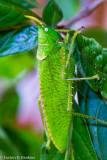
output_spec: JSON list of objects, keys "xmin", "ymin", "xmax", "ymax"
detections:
[{"xmin": 25, "ymin": 15, "xmax": 44, "ymax": 26}]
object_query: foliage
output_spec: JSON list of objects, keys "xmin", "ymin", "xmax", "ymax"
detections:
[
  {"xmin": 0, "ymin": 26, "xmax": 38, "ymax": 57},
  {"xmin": 0, "ymin": 0, "xmax": 107, "ymax": 160},
  {"xmin": 43, "ymin": 0, "xmax": 63, "ymax": 27}
]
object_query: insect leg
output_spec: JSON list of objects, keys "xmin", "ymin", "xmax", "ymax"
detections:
[
  {"xmin": 62, "ymin": 30, "xmax": 81, "ymax": 81},
  {"xmin": 64, "ymin": 118, "xmax": 74, "ymax": 160},
  {"xmin": 63, "ymin": 30, "xmax": 100, "ymax": 81},
  {"xmin": 65, "ymin": 30, "xmax": 81, "ymax": 69},
  {"xmin": 65, "ymin": 74, "xmax": 99, "ymax": 81},
  {"xmin": 25, "ymin": 15, "xmax": 43, "ymax": 26},
  {"xmin": 72, "ymin": 112, "xmax": 107, "ymax": 125},
  {"xmin": 45, "ymin": 132, "xmax": 51, "ymax": 150},
  {"xmin": 56, "ymin": 27, "xmax": 84, "ymax": 33},
  {"xmin": 62, "ymin": 31, "xmax": 80, "ymax": 112}
]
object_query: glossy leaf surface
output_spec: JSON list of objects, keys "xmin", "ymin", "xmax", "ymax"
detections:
[
  {"xmin": 6, "ymin": 0, "xmax": 38, "ymax": 9},
  {"xmin": 79, "ymin": 82, "xmax": 107, "ymax": 160},
  {"xmin": 43, "ymin": 0, "xmax": 63, "ymax": 26},
  {"xmin": 0, "ymin": 0, "xmax": 35, "ymax": 30},
  {"xmin": 0, "ymin": 26, "xmax": 38, "ymax": 57}
]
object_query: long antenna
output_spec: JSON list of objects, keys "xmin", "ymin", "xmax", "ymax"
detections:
[{"xmin": 25, "ymin": 15, "xmax": 44, "ymax": 26}]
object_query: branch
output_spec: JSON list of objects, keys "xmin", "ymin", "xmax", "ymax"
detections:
[{"xmin": 59, "ymin": 0, "xmax": 106, "ymax": 28}]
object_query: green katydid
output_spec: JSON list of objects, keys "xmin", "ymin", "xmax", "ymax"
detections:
[
  {"xmin": 37, "ymin": 26, "xmax": 74, "ymax": 153},
  {"xmin": 25, "ymin": 15, "xmax": 75, "ymax": 153},
  {"xmin": 25, "ymin": 16, "xmax": 107, "ymax": 158}
]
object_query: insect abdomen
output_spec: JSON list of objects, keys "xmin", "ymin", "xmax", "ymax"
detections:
[{"xmin": 38, "ymin": 47, "xmax": 71, "ymax": 153}]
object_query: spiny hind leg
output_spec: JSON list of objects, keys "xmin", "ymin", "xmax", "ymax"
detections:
[
  {"xmin": 56, "ymin": 26, "xmax": 85, "ymax": 34},
  {"xmin": 62, "ymin": 30, "xmax": 81, "ymax": 80},
  {"xmin": 62, "ymin": 31, "xmax": 80, "ymax": 112},
  {"xmin": 62, "ymin": 30, "xmax": 100, "ymax": 81},
  {"xmin": 64, "ymin": 74, "xmax": 99, "ymax": 81},
  {"xmin": 72, "ymin": 112, "xmax": 107, "ymax": 125},
  {"xmin": 62, "ymin": 28, "xmax": 99, "ymax": 81},
  {"xmin": 45, "ymin": 132, "xmax": 51, "ymax": 150}
]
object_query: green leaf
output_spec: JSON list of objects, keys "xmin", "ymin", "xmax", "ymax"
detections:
[
  {"xmin": 96, "ymin": 102, "xmax": 107, "ymax": 160},
  {"xmin": 0, "ymin": 26, "xmax": 38, "ymax": 57},
  {"xmin": 76, "ymin": 33, "xmax": 107, "ymax": 99},
  {"xmin": 0, "ymin": 127, "xmax": 42, "ymax": 159},
  {"xmin": 76, "ymin": 34, "xmax": 105, "ymax": 95},
  {"xmin": 3, "ymin": 127, "xmax": 42, "ymax": 159},
  {"xmin": 6, "ymin": 0, "xmax": 38, "ymax": 9},
  {"xmin": 0, "ymin": 128, "xmax": 20, "ymax": 156},
  {"xmin": 43, "ymin": 0, "xmax": 63, "ymax": 26},
  {"xmin": 72, "ymin": 104, "xmax": 98, "ymax": 160},
  {"xmin": 79, "ymin": 82, "xmax": 107, "ymax": 159},
  {"xmin": 84, "ymin": 28, "xmax": 107, "ymax": 48},
  {"xmin": 0, "ymin": 0, "xmax": 35, "ymax": 30}
]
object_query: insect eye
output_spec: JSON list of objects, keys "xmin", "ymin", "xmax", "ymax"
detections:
[{"xmin": 44, "ymin": 27, "xmax": 49, "ymax": 32}]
